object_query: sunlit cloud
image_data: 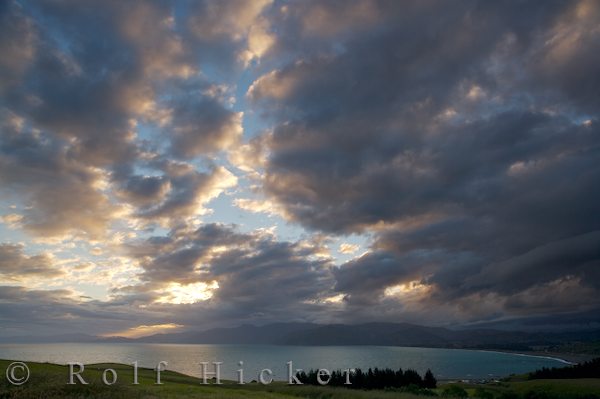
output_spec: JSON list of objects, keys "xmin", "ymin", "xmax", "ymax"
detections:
[
  {"xmin": 154, "ymin": 281, "xmax": 220, "ymax": 305},
  {"xmin": 338, "ymin": 243, "xmax": 359, "ymax": 255},
  {"xmin": 384, "ymin": 281, "xmax": 431, "ymax": 298}
]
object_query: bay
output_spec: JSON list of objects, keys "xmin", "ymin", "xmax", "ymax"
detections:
[{"xmin": 0, "ymin": 343, "xmax": 569, "ymax": 381}]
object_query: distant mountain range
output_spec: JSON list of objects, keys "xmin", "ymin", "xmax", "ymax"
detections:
[{"xmin": 2, "ymin": 322, "xmax": 599, "ymax": 351}]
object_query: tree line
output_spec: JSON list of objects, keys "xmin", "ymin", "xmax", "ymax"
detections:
[
  {"xmin": 529, "ymin": 357, "xmax": 600, "ymax": 379},
  {"xmin": 295, "ymin": 367, "xmax": 437, "ymax": 389}
]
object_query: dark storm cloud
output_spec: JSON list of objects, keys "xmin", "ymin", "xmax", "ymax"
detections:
[
  {"xmin": 128, "ymin": 162, "xmax": 236, "ymax": 225},
  {"xmin": 333, "ymin": 251, "xmax": 426, "ymax": 304},
  {"xmin": 163, "ymin": 80, "xmax": 242, "ymax": 158},
  {"xmin": 131, "ymin": 223, "xmax": 332, "ymax": 293},
  {"xmin": 527, "ymin": 0, "xmax": 600, "ymax": 113},
  {"xmin": 0, "ymin": 285, "xmax": 173, "ymax": 337},
  {"xmin": 251, "ymin": 2, "xmax": 587, "ymax": 234},
  {"xmin": 127, "ymin": 223, "xmax": 248, "ymax": 283},
  {"xmin": 208, "ymin": 238, "xmax": 331, "ymax": 310},
  {"xmin": 464, "ymin": 231, "xmax": 600, "ymax": 295},
  {"xmin": 118, "ymin": 223, "xmax": 335, "ymax": 326},
  {"xmin": 0, "ymin": 1, "xmax": 36, "ymax": 94},
  {"xmin": 118, "ymin": 175, "xmax": 171, "ymax": 207},
  {"xmin": 248, "ymin": 0, "xmax": 600, "ymax": 321}
]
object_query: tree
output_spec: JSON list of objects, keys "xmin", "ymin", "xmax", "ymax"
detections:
[{"xmin": 423, "ymin": 369, "xmax": 437, "ymax": 388}]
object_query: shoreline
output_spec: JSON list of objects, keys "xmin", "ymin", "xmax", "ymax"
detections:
[
  {"xmin": 481, "ymin": 349, "xmax": 596, "ymax": 365},
  {"xmin": 1, "ymin": 349, "xmax": 595, "ymax": 384}
]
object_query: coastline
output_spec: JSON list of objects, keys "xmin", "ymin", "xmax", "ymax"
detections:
[
  {"xmin": 481, "ymin": 349, "xmax": 596, "ymax": 365},
  {"xmin": 2, "ymin": 358, "xmax": 600, "ymax": 399}
]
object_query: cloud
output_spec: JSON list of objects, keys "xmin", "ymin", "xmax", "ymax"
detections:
[
  {"xmin": 233, "ymin": 198, "xmax": 283, "ymax": 217},
  {"xmin": 246, "ymin": 0, "xmax": 600, "ymax": 322},
  {"xmin": 118, "ymin": 2, "xmax": 195, "ymax": 80},
  {"xmin": 116, "ymin": 223, "xmax": 336, "ymax": 326},
  {"xmin": 338, "ymin": 243, "xmax": 359, "ymax": 254},
  {"xmin": 0, "ymin": 1, "xmax": 37, "ymax": 93},
  {"xmin": 133, "ymin": 164, "xmax": 237, "ymax": 225},
  {"xmin": 187, "ymin": 0, "xmax": 274, "ymax": 64},
  {"xmin": 0, "ymin": 286, "xmax": 132, "ymax": 336},
  {"xmin": 0, "ymin": 115, "xmax": 118, "ymax": 239},
  {"xmin": 1, "ymin": 0, "xmax": 599, "ymax": 334},
  {"xmin": 277, "ymin": 0, "xmax": 380, "ymax": 39},
  {"xmin": 0, "ymin": 244, "xmax": 64, "ymax": 280},
  {"xmin": 116, "ymin": 175, "xmax": 171, "ymax": 207},
  {"xmin": 188, "ymin": 0, "xmax": 272, "ymax": 41},
  {"xmin": 164, "ymin": 81, "xmax": 243, "ymax": 158},
  {"xmin": 528, "ymin": 0, "xmax": 600, "ymax": 113},
  {"xmin": 0, "ymin": 1, "xmax": 246, "ymax": 238}
]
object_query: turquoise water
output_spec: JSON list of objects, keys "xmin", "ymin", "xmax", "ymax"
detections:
[{"xmin": 0, "ymin": 343, "xmax": 569, "ymax": 381}]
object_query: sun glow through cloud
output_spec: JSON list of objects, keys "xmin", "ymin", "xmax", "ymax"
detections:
[
  {"xmin": 384, "ymin": 281, "xmax": 430, "ymax": 298},
  {"xmin": 155, "ymin": 281, "xmax": 219, "ymax": 304},
  {"xmin": 104, "ymin": 323, "xmax": 183, "ymax": 338}
]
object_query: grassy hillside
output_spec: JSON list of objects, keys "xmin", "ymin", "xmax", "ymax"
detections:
[
  {"xmin": 0, "ymin": 359, "xmax": 426, "ymax": 399},
  {"xmin": 2, "ymin": 359, "xmax": 600, "ymax": 399}
]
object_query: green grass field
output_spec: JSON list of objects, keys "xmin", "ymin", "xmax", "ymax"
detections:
[
  {"xmin": 0, "ymin": 359, "xmax": 427, "ymax": 399},
  {"xmin": 1, "ymin": 359, "xmax": 599, "ymax": 399}
]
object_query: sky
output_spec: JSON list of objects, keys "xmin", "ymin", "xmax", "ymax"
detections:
[{"xmin": 0, "ymin": 0, "xmax": 599, "ymax": 338}]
